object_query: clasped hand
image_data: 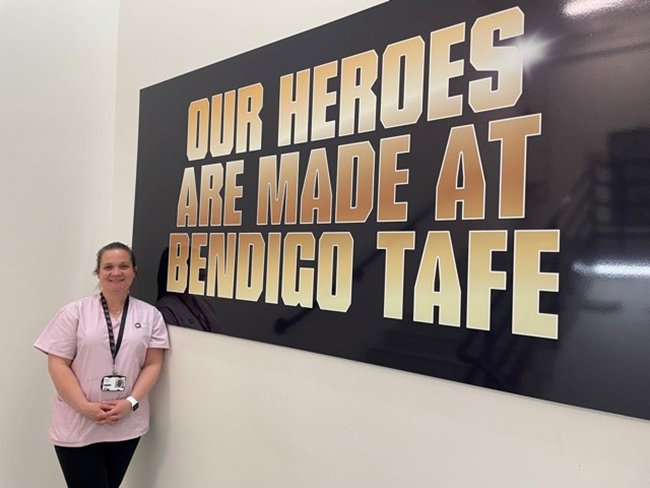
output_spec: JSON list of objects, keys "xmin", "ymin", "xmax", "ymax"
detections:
[{"xmin": 83, "ymin": 400, "xmax": 131, "ymax": 424}]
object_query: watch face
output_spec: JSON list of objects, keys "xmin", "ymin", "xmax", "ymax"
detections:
[{"xmin": 132, "ymin": 402, "xmax": 139, "ymax": 412}]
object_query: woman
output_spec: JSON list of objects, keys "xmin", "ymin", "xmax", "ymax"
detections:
[{"xmin": 34, "ymin": 242, "xmax": 170, "ymax": 488}]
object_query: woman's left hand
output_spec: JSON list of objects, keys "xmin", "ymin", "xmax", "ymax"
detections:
[{"xmin": 97, "ymin": 400, "xmax": 132, "ymax": 424}]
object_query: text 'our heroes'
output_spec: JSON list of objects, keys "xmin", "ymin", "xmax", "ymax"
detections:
[{"xmin": 167, "ymin": 6, "xmax": 561, "ymax": 340}]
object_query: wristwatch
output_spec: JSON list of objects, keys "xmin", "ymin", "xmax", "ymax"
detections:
[{"xmin": 126, "ymin": 396, "xmax": 139, "ymax": 412}]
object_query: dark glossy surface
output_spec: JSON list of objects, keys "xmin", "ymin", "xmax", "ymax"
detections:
[{"xmin": 133, "ymin": 0, "xmax": 650, "ymax": 420}]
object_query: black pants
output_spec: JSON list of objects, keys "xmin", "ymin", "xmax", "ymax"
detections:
[{"xmin": 54, "ymin": 437, "xmax": 140, "ymax": 488}]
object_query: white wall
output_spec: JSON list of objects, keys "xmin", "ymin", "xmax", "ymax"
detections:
[
  {"xmin": 5, "ymin": 1, "xmax": 649, "ymax": 487},
  {"xmin": 0, "ymin": 1, "xmax": 119, "ymax": 487},
  {"xmin": 113, "ymin": 2, "xmax": 650, "ymax": 488}
]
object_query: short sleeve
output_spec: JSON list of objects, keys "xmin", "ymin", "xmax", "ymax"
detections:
[
  {"xmin": 149, "ymin": 309, "xmax": 170, "ymax": 350},
  {"xmin": 34, "ymin": 304, "xmax": 79, "ymax": 360}
]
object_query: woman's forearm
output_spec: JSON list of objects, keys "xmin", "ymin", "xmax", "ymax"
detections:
[
  {"xmin": 47, "ymin": 354, "xmax": 91, "ymax": 414},
  {"xmin": 130, "ymin": 348, "xmax": 164, "ymax": 401},
  {"xmin": 96, "ymin": 348, "xmax": 165, "ymax": 423}
]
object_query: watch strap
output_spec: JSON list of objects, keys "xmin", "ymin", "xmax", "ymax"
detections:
[{"xmin": 126, "ymin": 396, "xmax": 139, "ymax": 411}]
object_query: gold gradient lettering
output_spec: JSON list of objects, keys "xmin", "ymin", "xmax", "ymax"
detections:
[
  {"xmin": 428, "ymin": 23, "xmax": 465, "ymax": 121},
  {"xmin": 335, "ymin": 141, "xmax": 375, "ymax": 223},
  {"xmin": 257, "ymin": 153, "xmax": 299, "ymax": 225},
  {"xmin": 206, "ymin": 233, "xmax": 236, "ymax": 299},
  {"xmin": 378, "ymin": 135, "xmax": 410, "ymax": 222},
  {"xmin": 513, "ymin": 230, "xmax": 560, "ymax": 339},
  {"xmin": 236, "ymin": 233, "xmax": 265, "ymax": 302},
  {"xmin": 282, "ymin": 233, "xmax": 315, "ymax": 308},
  {"xmin": 167, "ymin": 233, "xmax": 190, "ymax": 293},
  {"xmin": 381, "ymin": 36, "xmax": 425, "ymax": 128},
  {"xmin": 278, "ymin": 69, "xmax": 310, "ymax": 147},
  {"xmin": 489, "ymin": 114, "xmax": 542, "ymax": 219},
  {"xmin": 312, "ymin": 61, "xmax": 338, "ymax": 142},
  {"xmin": 265, "ymin": 233, "xmax": 282, "ymax": 304},
  {"xmin": 189, "ymin": 233, "xmax": 208, "ymax": 296},
  {"xmin": 300, "ymin": 148, "xmax": 333, "ymax": 224},
  {"xmin": 177, "ymin": 167, "xmax": 198, "ymax": 227},
  {"xmin": 187, "ymin": 98, "xmax": 209, "ymax": 161},
  {"xmin": 469, "ymin": 7, "xmax": 524, "ymax": 113},
  {"xmin": 435, "ymin": 125, "xmax": 486, "ymax": 220},
  {"xmin": 339, "ymin": 51, "xmax": 378, "ymax": 137},
  {"xmin": 466, "ymin": 231, "xmax": 507, "ymax": 331},
  {"xmin": 377, "ymin": 232, "xmax": 415, "ymax": 319},
  {"xmin": 414, "ymin": 231, "xmax": 461, "ymax": 326},
  {"xmin": 199, "ymin": 163, "xmax": 224, "ymax": 227},
  {"xmin": 210, "ymin": 91, "xmax": 236, "ymax": 158},
  {"xmin": 236, "ymin": 83, "xmax": 263, "ymax": 153},
  {"xmin": 317, "ymin": 232, "xmax": 353, "ymax": 312},
  {"xmin": 224, "ymin": 160, "xmax": 244, "ymax": 226}
]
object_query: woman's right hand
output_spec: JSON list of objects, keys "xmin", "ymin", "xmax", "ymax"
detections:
[{"xmin": 81, "ymin": 402, "xmax": 115, "ymax": 424}]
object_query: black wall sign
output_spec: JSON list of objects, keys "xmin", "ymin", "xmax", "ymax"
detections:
[{"xmin": 133, "ymin": 0, "xmax": 650, "ymax": 420}]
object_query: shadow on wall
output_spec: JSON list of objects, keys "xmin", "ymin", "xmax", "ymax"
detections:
[{"xmin": 156, "ymin": 247, "xmax": 223, "ymax": 332}]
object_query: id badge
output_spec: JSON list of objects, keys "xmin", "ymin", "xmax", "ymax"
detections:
[{"xmin": 101, "ymin": 375, "xmax": 127, "ymax": 392}]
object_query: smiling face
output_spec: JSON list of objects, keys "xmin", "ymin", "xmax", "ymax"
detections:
[{"xmin": 97, "ymin": 249, "xmax": 136, "ymax": 296}]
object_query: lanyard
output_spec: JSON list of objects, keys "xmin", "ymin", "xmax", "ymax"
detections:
[{"xmin": 100, "ymin": 293, "xmax": 130, "ymax": 375}]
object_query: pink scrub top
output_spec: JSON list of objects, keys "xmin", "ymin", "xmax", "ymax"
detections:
[{"xmin": 34, "ymin": 295, "xmax": 170, "ymax": 447}]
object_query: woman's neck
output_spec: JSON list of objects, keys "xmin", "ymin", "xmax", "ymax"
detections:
[{"xmin": 102, "ymin": 291, "xmax": 128, "ymax": 312}]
